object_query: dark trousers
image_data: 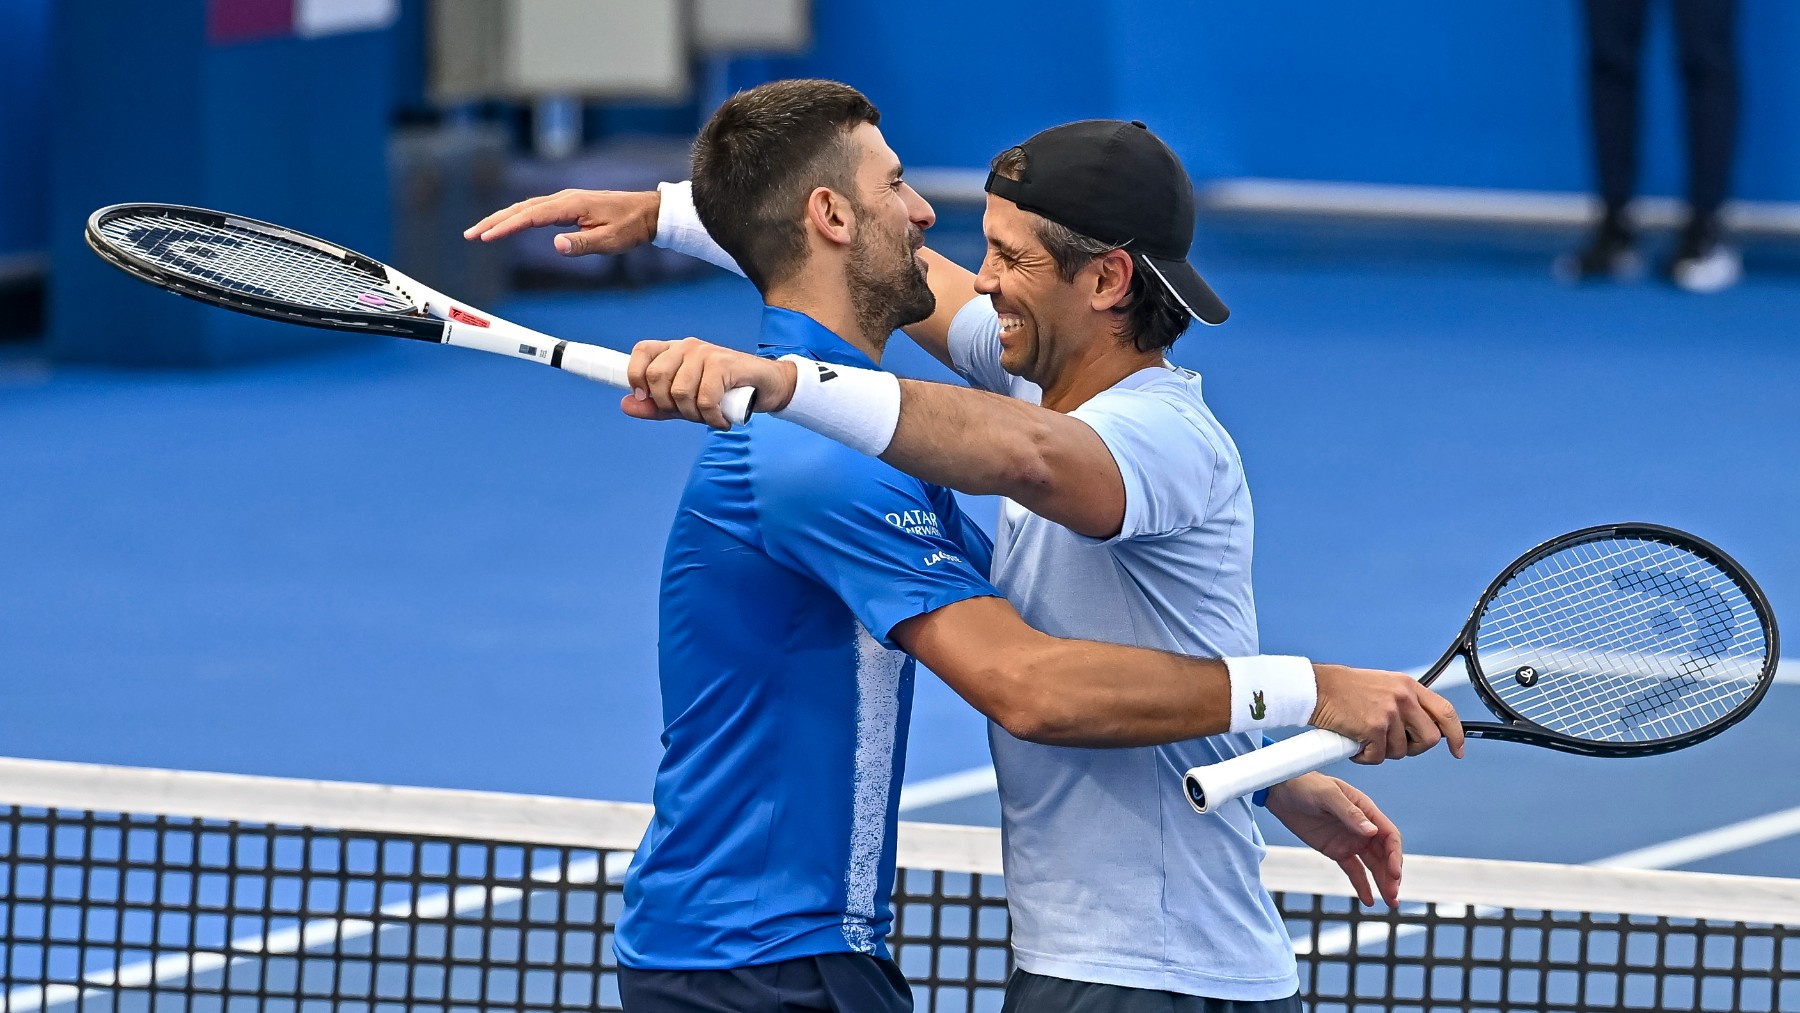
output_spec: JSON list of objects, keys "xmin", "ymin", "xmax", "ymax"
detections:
[
  {"xmin": 1582, "ymin": 0, "xmax": 1739, "ymax": 221},
  {"xmin": 618, "ymin": 953, "xmax": 913, "ymax": 1013},
  {"xmin": 1000, "ymin": 970, "xmax": 1303, "ymax": 1013}
]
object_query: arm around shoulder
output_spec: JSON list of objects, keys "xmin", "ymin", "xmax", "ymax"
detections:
[{"xmin": 884, "ymin": 381, "xmax": 1128, "ymax": 538}]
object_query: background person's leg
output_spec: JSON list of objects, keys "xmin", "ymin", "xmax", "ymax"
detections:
[
  {"xmin": 1559, "ymin": 0, "xmax": 1652, "ymax": 281},
  {"xmin": 1668, "ymin": 0, "xmax": 1743, "ymax": 291}
]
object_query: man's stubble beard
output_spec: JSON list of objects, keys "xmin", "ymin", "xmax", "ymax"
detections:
[{"xmin": 846, "ymin": 207, "xmax": 935, "ymax": 348}]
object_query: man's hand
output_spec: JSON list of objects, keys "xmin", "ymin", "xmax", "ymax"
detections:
[
  {"xmin": 1266, "ymin": 773, "xmax": 1402, "ymax": 907},
  {"xmin": 1310, "ymin": 664, "xmax": 1465, "ymax": 765},
  {"xmin": 624, "ymin": 338, "xmax": 798, "ymax": 429},
  {"xmin": 463, "ymin": 189, "xmax": 659, "ymax": 256}
]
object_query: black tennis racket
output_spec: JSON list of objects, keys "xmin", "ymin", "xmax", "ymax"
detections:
[
  {"xmin": 86, "ymin": 203, "xmax": 752, "ymax": 424},
  {"xmin": 1185, "ymin": 522, "xmax": 1779, "ymax": 813}
]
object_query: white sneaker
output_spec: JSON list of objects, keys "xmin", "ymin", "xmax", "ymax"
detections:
[{"xmin": 1670, "ymin": 241, "xmax": 1743, "ymax": 294}]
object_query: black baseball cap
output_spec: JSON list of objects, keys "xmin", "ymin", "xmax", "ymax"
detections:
[{"xmin": 984, "ymin": 119, "xmax": 1228, "ymax": 325}]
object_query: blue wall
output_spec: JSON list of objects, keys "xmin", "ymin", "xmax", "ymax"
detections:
[
  {"xmin": 781, "ymin": 0, "xmax": 1800, "ymax": 202},
  {"xmin": 46, "ymin": 1, "xmax": 396, "ymax": 365},
  {"xmin": 18, "ymin": 0, "xmax": 1800, "ymax": 337},
  {"xmin": 0, "ymin": 0, "xmax": 52, "ymax": 261}
]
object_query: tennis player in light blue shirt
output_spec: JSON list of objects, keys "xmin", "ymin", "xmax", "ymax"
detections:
[{"xmin": 943, "ymin": 298, "xmax": 1288, "ymax": 995}]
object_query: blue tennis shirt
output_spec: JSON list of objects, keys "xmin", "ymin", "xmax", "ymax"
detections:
[{"xmin": 615, "ymin": 306, "xmax": 998, "ymax": 970}]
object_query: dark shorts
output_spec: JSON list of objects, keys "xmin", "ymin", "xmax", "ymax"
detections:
[
  {"xmin": 618, "ymin": 952, "xmax": 913, "ymax": 1013},
  {"xmin": 1001, "ymin": 970, "xmax": 1302, "ymax": 1013}
]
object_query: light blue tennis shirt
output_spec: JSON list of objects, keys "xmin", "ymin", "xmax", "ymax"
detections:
[
  {"xmin": 949, "ymin": 296, "xmax": 1296, "ymax": 999},
  {"xmin": 616, "ymin": 307, "xmax": 998, "ymax": 969}
]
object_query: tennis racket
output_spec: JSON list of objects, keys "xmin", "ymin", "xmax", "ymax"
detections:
[
  {"xmin": 1185, "ymin": 522, "xmax": 1778, "ymax": 814},
  {"xmin": 85, "ymin": 203, "xmax": 753, "ymax": 425}
]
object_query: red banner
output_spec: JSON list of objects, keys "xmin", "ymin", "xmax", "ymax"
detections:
[{"xmin": 207, "ymin": 0, "xmax": 296, "ymax": 45}]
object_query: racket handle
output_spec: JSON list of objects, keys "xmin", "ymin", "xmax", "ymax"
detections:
[
  {"xmin": 720, "ymin": 386, "xmax": 755, "ymax": 427},
  {"xmin": 1182, "ymin": 729, "xmax": 1362, "ymax": 814},
  {"xmin": 555, "ymin": 342, "xmax": 753, "ymax": 426}
]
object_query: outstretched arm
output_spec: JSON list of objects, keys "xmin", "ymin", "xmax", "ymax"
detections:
[
  {"xmin": 463, "ymin": 182, "xmax": 748, "ymax": 276},
  {"xmin": 465, "ymin": 182, "xmax": 984, "ymax": 369}
]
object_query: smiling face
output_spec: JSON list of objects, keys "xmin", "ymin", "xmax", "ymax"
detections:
[
  {"xmin": 842, "ymin": 122, "xmax": 938, "ymax": 338},
  {"xmin": 974, "ymin": 194, "xmax": 1111, "ymax": 387}
]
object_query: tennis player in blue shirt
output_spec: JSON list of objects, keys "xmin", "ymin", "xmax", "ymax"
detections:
[{"xmin": 469, "ymin": 81, "xmax": 1462, "ymax": 1013}]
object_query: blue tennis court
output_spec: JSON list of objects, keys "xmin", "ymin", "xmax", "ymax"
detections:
[{"xmin": 3, "ymin": 209, "xmax": 1796, "ymax": 882}]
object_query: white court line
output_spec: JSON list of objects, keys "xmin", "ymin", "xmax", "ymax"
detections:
[
  {"xmin": 1198, "ymin": 178, "xmax": 1800, "ymax": 234},
  {"xmin": 1307, "ymin": 804, "xmax": 1800, "ymax": 956},
  {"xmin": 898, "ymin": 766, "xmax": 997, "ymax": 812},
  {"xmin": 1427, "ymin": 654, "xmax": 1795, "ymax": 690},
  {"xmin": 911, "ymin": 173, "xmax": 1800, "ymax": 233},
  {"xmin": 1593, "ymin": 804, "xmax": 1800, "ymax": 870}
]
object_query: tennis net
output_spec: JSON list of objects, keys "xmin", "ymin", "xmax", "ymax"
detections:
[{"xmin": 2, "ymin": 757, "xmax": 1795, "ymax": 1013}]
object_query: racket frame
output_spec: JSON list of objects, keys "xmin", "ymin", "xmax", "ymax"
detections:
[
  {"xmin": 86, "ymin": 204, "xmax": 448, "ymax": 340},
  {"xmin": 1449, "ymin": 521, "xmax": 1779, "ymax": 758}
]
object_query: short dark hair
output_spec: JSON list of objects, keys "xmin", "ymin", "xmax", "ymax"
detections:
[
  {"xmin": 691, "ymin": 80, "xmax": 881, "ymax": 291},
  {"xmin": 990, "ymin": 146, "xmax": 1191, "ymax": 353}
]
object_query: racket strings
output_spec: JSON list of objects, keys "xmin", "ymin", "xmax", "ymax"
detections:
[
  {"xmin": 98, "ymin": 212, "xmax": 412, "ymax": 316},
  {"xmin": 1480, "ymin": 543, "xmax": 1762, "ymax": 739},
  {"xmin": 1473, "ymin": 537, "xmax": 1767, "ymax": 744},
  {"xmin": 1484, "ymin": 544, "xmax": 1751, "ymax": 667},
  {"xmin": 1485, "ymin": 545, "xmax": 1759, "ymax": 737},
  {"xmin": 1489, "ymin": 566, "xmax": 1754, "ymax": 688}
]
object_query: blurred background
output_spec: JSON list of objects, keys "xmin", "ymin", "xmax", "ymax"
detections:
[{"xmin": 2, "ymin": 0, "xmax": 1796, "ymax": 875}]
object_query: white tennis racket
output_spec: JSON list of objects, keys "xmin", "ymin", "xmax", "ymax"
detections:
[{"xmin": 87, "ymin": 203, "xmax": 753, "ymax": 424}]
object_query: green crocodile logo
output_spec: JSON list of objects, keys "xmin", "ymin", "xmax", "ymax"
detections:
[{"xmin": 1249, "ymin": 690, "xmax": 1267, "ymax": 721}]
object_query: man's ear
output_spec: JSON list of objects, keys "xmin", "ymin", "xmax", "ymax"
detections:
[
  {"xmin": 1090, "ymin": 248, "xmax": 1135, "ymax": 312},
  {"xmin": 805, "ymin": 187, "xmax": 856, "ymax": 248}
]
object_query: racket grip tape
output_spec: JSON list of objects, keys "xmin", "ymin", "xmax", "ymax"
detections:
[
  {"xmin": 1183, "ymin": 729, "xmax": 1363, "ymax": 814},
  {"xmin": 556, "ymin": 342, "xmax": 754, "ymax": 426}
]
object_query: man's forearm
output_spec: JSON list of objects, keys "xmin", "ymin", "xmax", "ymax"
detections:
[
  {"xmin": 878, "ymin": 379, "xmax": 1124, "ymax": 538},
  {"xmin": 884, "ymin": 379, "xmax": 1056, "ymax": 497},
  {"xmin": 898, "ymin": 598, "xmax": 1298, "ymax": 749},
  {"xmin": 1000, "ymin": 637, "xmax": 1237, "ymax": 747}
]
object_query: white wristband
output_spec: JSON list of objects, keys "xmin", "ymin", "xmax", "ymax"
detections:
[
  {"xmin": 1225, "ymin": 655, "xmax": 1317, "ymax": 733},
  {"xmin": 653, "ymin": 181, "xmax": 746, "ymax": 277},
  {"xmin": 769, "ymin": 355, "xmax": 901, "ymax": 457}
]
